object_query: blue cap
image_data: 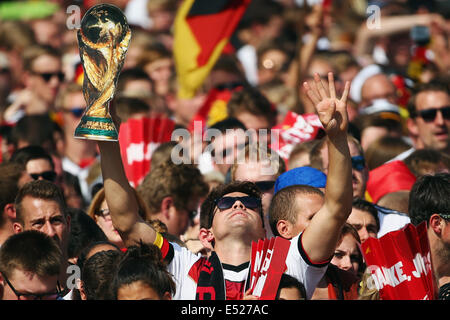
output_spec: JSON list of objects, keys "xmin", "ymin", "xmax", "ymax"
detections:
[{"xmin": 274, "ymin": 166, "xmax": 327, "ymax": 194}]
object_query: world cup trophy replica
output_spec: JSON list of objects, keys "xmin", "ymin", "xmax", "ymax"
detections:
[{"xmin": 74, "ymin": 4, "xmax": 131, "ymax": 141}]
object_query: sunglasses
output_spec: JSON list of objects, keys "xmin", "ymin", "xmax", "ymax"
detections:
[
  {"xmin": 439, "ymin": 213, "xmax": 450, "ymax": 221},
  {"xmin": 1, "ymin": 271, "xmax": 60, "ymax": 300},
  {"xmin": 33, "ymin": 71, "xmax": 65, "ymax": 82},
  {"xmin": 30, "ymin": 171, "xmax": 57, "ymax": 182},
  {"xmin": 63, "ymin": 107, "xmax": 85, "ymax": 118},
  {"xmin": 209, "ymin": 196, "xmax": 263, "ymax": 228},
  {"xmin": 351, "ymin": 156, "xmax": 365, "ymax": 171},
  {"xmin": 413, "ymin": 106, "xmax": 450, "ymax": 122},
  {"xmin": 255, "ymin": 180, "xmax": 275, "ymax": 192},
  {"xmin": 215, "ymin": 196, "xmax": 261, "ymax": 211}
]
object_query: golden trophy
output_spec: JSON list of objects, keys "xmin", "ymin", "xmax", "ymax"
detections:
[{"xmin": 74, "ymin": 4, "xmax": 131, "ymax": 141}]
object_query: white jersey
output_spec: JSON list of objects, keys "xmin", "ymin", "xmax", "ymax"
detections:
[{"xmin": 155, "ymin": 232, "xmax": 328, "ymax": 300}]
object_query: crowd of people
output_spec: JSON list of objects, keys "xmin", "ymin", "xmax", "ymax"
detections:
[{"xmin": 0, "ymin": 0, "xmax": 449, "ymax": 301}]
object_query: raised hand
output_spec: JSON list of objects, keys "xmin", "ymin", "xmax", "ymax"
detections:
[
  {"xmin": 242, "ymin": 288, "xmax": 259, "ymax": 300},
  {"xmin": 303, "ymin": 72, "xmax": 350, "ymax": 137}
]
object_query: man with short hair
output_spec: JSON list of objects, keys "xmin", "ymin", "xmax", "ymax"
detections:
[
  {"xmin": 346, "ymin": 197, "xmax": 379, "ymax": 243},
  {"xmin": 408, "ymin": 173, "xmax": 450, "ymax": 300},
  {"xmin": 407, "ymin": 80, "xmax": 450, "ymax": 155},
  {"xmin": 268, "ymin": 178, "xmax": 360, "ymax": 300},
  {"xmin": 13, "ymin": 180, "xmax": 71, "ymax": 295},
  {"xmin": 10, "ymin": 145, "xmax": 58, "ymax": 184},
  {"xmin": 137, "ymin": 161, "xmax": 209, "ymax": 238},
  {"xmin": 3, "ymin": 45, "xmax": 64, "ymax": 123},
  {"xmin": 0, "ymin": 230, "xmax": 62, "ymax": 300},
  {"xmin": 98, "ymin": 72, "xmax": 354, "ymax": 299},
  {"xmin": 269, "ymin": 184, "xmax": 325, "ymax": 239},
  {"xmin": 0, "ymin": 162, "xmax": 32, "ymax": 246}
]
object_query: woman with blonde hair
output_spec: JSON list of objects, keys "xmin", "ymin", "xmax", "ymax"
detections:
[{"xmin": 87, "ymin": 187, "xmax": 151, "ymax": 249}]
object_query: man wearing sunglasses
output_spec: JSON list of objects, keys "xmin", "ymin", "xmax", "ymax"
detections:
[
  {"xmin": 3, "ymin": 45, "xmax": 63, "ymax": 124},
  {"xmin": 98, "ymin": 72, "xmax": 353, "ymax": 300},
  {"xmin": 0, "ymin": 230, "xmax": 62, "ymax": 300},
  {"xmin": 10, "ymin": 145, "xmax": 58, "ymax": 184},
  {"xmin": 407, "ymin": 80, "xmax": 450, "ymax": 155}
]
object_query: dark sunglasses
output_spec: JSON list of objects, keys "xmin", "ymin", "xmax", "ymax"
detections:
[
  {"xmin": 439, "ymin": 213, "xmax": 450, "ymax": 221},
  {"xmin": 215, "ymin": 196, "xmax": 261, "ymax": 211},
  {"xmin": 1, "ymin": 271, "xmax": 60, "ymax": 300},
  {"xmin": 30, "ymin": 171, "xmax": 57, "ymax": 182},
  {"xmin": 351, "ymin": 156, "xmax": 365, "ymax": 171},
  {"xmin": 255, "ymin": 180, "xmax": 275, "ymax": 192},
  {"xmin": 413, "ymin": 106, "xmax": 450, "ymax": 122},
  {"xmin": 33, "ymin": 71, "xmax": 65, "ymax": 82},
  {"xmin": 63, "ymin": 107, "xmax": 85, "ymax": 118}
]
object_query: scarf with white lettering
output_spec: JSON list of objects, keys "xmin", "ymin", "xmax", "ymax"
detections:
[
  {"xmin": 195, "ymin": 251, "xmax": 253, "ymax": 300},
  {"xmin": 195, "ymin": 251, "xmax": 226, "ymax": 300}
]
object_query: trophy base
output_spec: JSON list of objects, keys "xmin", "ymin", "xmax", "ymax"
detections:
[{"xmin": 74, "ymin": 116, "xmax": 118, "ymax": 141}]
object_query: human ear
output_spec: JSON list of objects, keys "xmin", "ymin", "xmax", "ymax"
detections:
[
  {"xmin": 22, "ymin": 72, "xmax": 31, "ymax": 87},
  {"xmin": 4, "ymin": 203, "xmax": 16, "ymax": 220},
  {"xmin": 276, "ymin": 220, "xmax": 292, "ymax": 239},
  {"xmin": 407, "ymin": 118, "xmax": 419, "ymax": 137},
  {"xmin": 429, "ymin": 214, "xmax": 444, "ymax": 236},
  {"xmin": 13, "ymin": 222, "xmax": 23, "ymax": 234},
  {"xmin": 160, "ymin": 197, "xmax": 174, "ymax": 219},
  {"xmin": 198, "ymin": 227, "xmax": 215, "ymax": 249}
]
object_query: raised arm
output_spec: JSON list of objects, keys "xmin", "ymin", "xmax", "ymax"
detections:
[
  {"xmin": 98, "ymin": 140, "xmax": 156, "ymax": 246},
  {"xmin": 300, "ymin": 72, "xmax": 353, "ymax": 263},
  {"xmin": 354, "ymin": 13, "xmax": 447, "ymax": 66},
  {"xmin": 285, "ymin": 4, "xmax": 324, "ymax": 89}
]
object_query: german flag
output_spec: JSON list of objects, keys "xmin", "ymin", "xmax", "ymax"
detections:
[{"xmin": 174, "ymin": 0, "xmax": 251, "ymax": 99}]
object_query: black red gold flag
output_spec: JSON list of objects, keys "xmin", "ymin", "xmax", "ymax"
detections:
[{"xmin": 174, "ymin": 0, "xmax": 251, "ymax": 98}]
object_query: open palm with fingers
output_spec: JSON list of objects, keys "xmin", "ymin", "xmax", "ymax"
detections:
[{"xmin": 303, "ymin": 72, "xmax": 350, "ymax": 137}]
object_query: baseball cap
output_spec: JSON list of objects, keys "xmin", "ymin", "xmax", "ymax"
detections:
[
  {"xmin": 274, "ymin": 166, "xmax": 327, "ymax": 194},
  {"xmin": 359, "ymin": 99, "xmax": 400, "ymax": 116}
]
